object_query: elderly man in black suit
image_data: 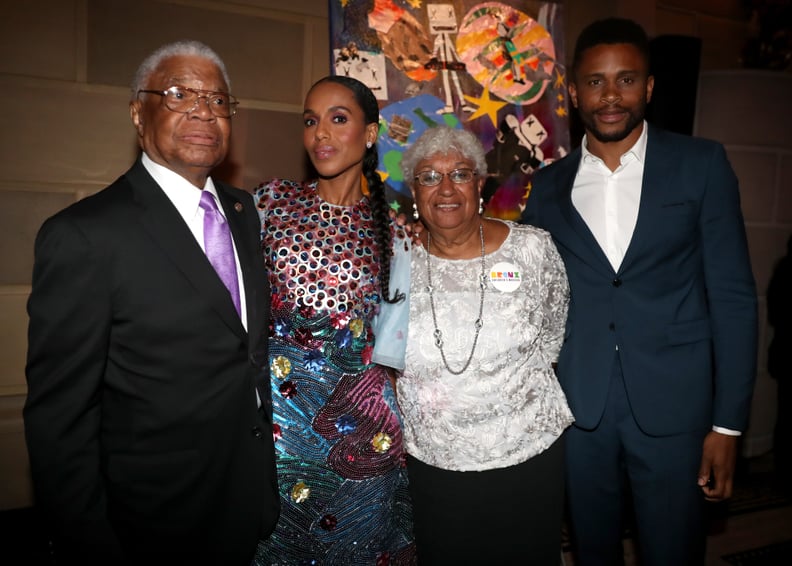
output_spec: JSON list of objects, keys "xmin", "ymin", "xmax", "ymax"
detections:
[{"xmin": 24, "ymin": 40, "xmax": 278, "ymax": 565}]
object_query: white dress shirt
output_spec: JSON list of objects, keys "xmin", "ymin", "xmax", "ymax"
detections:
[
  {"xmin": 141, "ymin": 153, "xmax": 248, "ymax": 330},
  {"xmin": 572, "ymin": 122, "xmax": 647, "ymax": 272}
]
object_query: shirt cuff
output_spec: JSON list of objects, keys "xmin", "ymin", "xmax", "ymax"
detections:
[{"xmin": 712, "ymin": 426, "xmax": 741, "ymax": 436}]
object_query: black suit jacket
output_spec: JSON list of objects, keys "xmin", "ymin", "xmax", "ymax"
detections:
[{"xmin": 24, "ymin": 159, "xmax": 278, "ymax": 565}]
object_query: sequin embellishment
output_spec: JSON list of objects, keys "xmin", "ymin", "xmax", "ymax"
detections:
[
  {"xmin": 349, "ymin": 318, "xmax": 364, "ymax": 338},
  {"xmin": 304, "ymin": 349, "xmax": 326, "ymax": 372},
  {"xmin": 271, "ymin": 356, "xmax": 292, "ymax": 379},
  {"xmin": 291, "ymin": 481, "xmax": 310, "ymax": 503},
  {"xmin": 335, "ymin": 327, "xmax": 353, "ymax": 348},
  {"xmin": 332, "ymin": 312, "xmax": 352, "ymax": 329},
  {"xmin": 294, "ymin": 327, "xmax": 314, "ymax": 347},
  {"xmin": 362, "ymin": 344, "xmax": 373, "ymax": 366},
  {"xmin": 273, "ymin": 317, "xmax": 292, "ymax": 337},
  {"xmin": 372, "ymin": 432, "xmax": 393, "ymax": 453},
  {"xmin": 279, "ymin": 380, "xmax": 297, "ymax": 399},
  {"xmin": 319, "ymin": 514, "xmax": 338, "ymax": 530},
  {"xmin": 335, "ymin": 415, "xmax": 357, "ymax": 435}
]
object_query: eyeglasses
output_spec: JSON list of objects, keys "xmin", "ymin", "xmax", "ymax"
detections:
[
  {"xmin": 414, "ymin": 168, "xmax": 477, "ymax": 187},
  {"xmin": 137, "ymin": 85, "xmax": 238, "ymax": 118}
]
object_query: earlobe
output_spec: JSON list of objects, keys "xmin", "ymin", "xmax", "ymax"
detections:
[
  {"xmin": 646, "ymin": 75, "xmax": 655, "ymax": 103},
  {"xmin": 568, "ymin": 84, "xmax": 578, "ymax": 108},
  {"xmin": 365, "ymin": 123, "xmax": 378, "ymax": 147},
  {"xmin": 129, "ymin": 102, "xmax": 144, "ymax": 134}
]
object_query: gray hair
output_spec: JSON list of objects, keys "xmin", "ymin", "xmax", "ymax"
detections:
[
  {"xmin": 401, "ymin": 127, "xmax": 488, "ymax": 181},
  {"xmin": 131, "ymin": 40, "xmax": 231, "ymax": 100}
]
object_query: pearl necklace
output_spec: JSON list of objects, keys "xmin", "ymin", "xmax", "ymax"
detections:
[{"xmin": 425, "ymin": 224, "xmax": 486, "ymax": 375}]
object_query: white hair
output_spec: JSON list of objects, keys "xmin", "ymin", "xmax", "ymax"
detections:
[
  {"xmin": 401, "ymin": 126, "xmax": 488, "ymax": 180},
  {"xmin": 131, "ymin": 40, "xmax": 230, "ymax": 100}
]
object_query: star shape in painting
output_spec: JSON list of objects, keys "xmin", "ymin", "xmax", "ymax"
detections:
[
  {"xmin": 554, "ymin": 69, "xmax": 566, "ymax": 89},
  {"xmin": 555, "ymin": 105, "xmax": 568, "ymax": 117},
  {"xmin": 524, "ymin": 180, "xmax": 533, "ymax": 201},
  {"xmin": 463, "ymin": 88, "xmax": 507, "ymax": 128}
]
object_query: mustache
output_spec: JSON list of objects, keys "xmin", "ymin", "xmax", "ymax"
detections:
[{"xmin": 595, "ymin": 104, "xmax": 630, "ymax": 114}]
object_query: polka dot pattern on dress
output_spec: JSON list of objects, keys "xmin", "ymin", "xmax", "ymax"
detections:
[{"xmin": 257, "ymin": 180, "xmax": 381, "ymax": 319}]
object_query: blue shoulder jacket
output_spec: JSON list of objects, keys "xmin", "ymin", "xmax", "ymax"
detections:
[{"xmin": 371, "ymin": 234, "xmax": 411, "ymax": 370}]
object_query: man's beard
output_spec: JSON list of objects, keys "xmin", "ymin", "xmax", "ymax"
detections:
[{"xmin": 582, "ymin": 100, "xmax": 647, "ymax": 143}]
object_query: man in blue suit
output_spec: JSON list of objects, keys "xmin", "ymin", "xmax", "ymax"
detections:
[{"xmin": 522, "ymin": 18, "xmax": 757, "ymax": 565}]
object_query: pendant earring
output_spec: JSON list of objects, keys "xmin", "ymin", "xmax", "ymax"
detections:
[
  {"xmin": 412, "ymin": 202, "xmax": 420, "ymax": 221},
  {"xmin": 478, "ymin": 197, "xmax": 484, "ymax": 215}
]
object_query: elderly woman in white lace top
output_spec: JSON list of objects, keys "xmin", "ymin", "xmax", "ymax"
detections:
[{"xmin": 395, "ymin": 126, "xmax": 573, "ymax": 564}]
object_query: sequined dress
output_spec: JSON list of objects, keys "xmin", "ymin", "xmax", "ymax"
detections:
[{"xmin": 252, "ymin": 179, "xmax": 415, "ymax": 566}]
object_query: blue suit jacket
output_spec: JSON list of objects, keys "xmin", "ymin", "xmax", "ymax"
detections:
[{"xmin": 522, "ymin": 125, "xmax": 757, "ymax": 436}]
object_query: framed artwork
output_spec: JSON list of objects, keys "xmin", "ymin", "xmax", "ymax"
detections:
[{"xmin": 329, "ymin": 0, "xmax": 569, "ymax": 220}]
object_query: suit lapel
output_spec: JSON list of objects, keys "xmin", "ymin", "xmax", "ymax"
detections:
[
  {"xmin": 553, "ymin": 151, "xmax": 615, "ymax": 275},
  {"xmin": 618, "ymin": 126, "xmax": 670, "ymax": 275},
  {"xmin": 127, "ymin": 162, "xmax": 247, "ymax": 341},
  {"xmin": 217, "ymin": 183, "xmax": 271, "ymax": 411},
  {"xmin": 217, "ymin": 184, "xmax": 265, "ymax": 345}
]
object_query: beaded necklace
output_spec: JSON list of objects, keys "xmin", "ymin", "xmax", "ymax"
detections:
[{"xmin": 425, "ymin": 224, "xmax": 486, "ymax": 375}]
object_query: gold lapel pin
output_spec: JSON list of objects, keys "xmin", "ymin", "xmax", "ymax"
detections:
[{"xmin": 234, "ymin": 202, "xmax": 243, "ymax": 212}]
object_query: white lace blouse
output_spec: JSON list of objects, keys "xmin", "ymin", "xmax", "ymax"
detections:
[{"xmin": 397, "ymin": 220, "xmax": 574, "ymax": 472}]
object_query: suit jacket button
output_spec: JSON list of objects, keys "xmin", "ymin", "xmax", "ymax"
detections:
[
  {"xmin": 609, "ymin": 323, "xmax": 615, "ymax": 330},
  {"xmin": 612, "ymin": 278, "xmax": 622, "ymax": 287},
  {"xmin": 251, "ymin": 426, "xmax": 263, "ymax": 438}
]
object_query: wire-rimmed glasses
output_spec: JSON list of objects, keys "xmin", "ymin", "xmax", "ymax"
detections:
[
  {"xmin": 414, "ymin": 168, "xmax": 477, "ymax": 187},
  {"xmin": 137, "ymin": 85, "xmax": 238, "ymax": 118}
]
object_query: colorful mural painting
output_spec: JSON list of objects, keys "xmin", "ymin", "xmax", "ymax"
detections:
[{"xmin": 329, "ymin": 0, "xmax": 569, "ymax": 220}]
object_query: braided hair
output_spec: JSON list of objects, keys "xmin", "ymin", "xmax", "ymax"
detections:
[{"xmin": 310, "ymin": 76, "xmax": 404, "ymax": 304}]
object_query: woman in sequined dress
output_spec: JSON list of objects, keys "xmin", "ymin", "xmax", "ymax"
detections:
[
  {"xmin": 393, "ymin": 127, "xmax": 574, "ymax": 564},
  {"xmin": 251, "ymin": 76, "xmax": 415, "ymax": 565}
]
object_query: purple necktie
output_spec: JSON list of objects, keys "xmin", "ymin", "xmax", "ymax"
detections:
[{"xmin": 199, "ymin": 191, "xmax": 241, "ymax": 316}]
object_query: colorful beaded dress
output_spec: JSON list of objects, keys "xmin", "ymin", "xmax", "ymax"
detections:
[{"xmin": 252, "ymin": 179, "xmax": 415, "ymax": 566}]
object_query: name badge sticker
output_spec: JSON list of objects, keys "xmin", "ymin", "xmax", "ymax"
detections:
[{"xmin": 489, "ymin": 261, "xmax": 522, "ymax": 292}]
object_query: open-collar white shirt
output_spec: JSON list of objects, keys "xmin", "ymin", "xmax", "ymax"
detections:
[{"xmin": 571, "ymin": 121, "xmax": 648, "ymax": 273}]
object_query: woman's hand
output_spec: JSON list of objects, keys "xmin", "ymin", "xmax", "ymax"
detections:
[{"xmin": 389, "ymin": 208, "xmax": 425, "ymax": 247}]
